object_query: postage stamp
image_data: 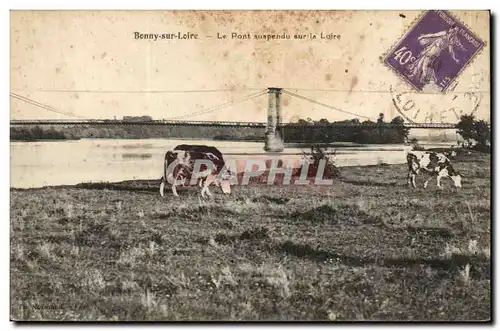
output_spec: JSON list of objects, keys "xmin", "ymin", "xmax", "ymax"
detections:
[{"xmin": 383, "ymin": 10, "xmax": 486, "ymax": 93}]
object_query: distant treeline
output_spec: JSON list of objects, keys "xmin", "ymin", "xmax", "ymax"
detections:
[
  {"xmin": 10, "ymin": 126, "xmax": 77, "ymax": 141},
  {"xmin": 283, "ymin": 116, "xmax": 410, "ymax": 144},
  {"xmin": 213, "ymin": 134, "xmax": 264, "ymax": 142},
  {"xmin": 11, "ymin": 116, "xmax": 410, "ymax": 144},
  {"xmin": 10, "ymin": 125, "xmax": 265, "ymax": 141}
]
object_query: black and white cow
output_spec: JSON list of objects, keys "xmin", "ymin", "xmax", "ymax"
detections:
[
  {"xmin": 406, "ymin": 151, "xmax": 462, "ymax": 189},
  {"xmin": 159, "ymin": 144, "xmax": 232, "ymax": 198}
]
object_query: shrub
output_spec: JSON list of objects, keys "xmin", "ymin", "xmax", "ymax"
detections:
[{"xmin": 302, "ymin": 145, "xmax": 340, "ymax": 179}]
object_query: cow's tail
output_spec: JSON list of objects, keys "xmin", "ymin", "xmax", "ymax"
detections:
[
  {"xmin": 406, "ymin": 152, "xmax": 417, "ymax": 187},
  {"xmin": 160, "ymin": 179, "xmax": 165, "ymax": 197},
  {"xmin": 160, "ymin": 151, "xmax": 172, "ymax": 197},
  {"xmin": 164, "ymin": 152, "xmax": 171, "ymax": 184}
]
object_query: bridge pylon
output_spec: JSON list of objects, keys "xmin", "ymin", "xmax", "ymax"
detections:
[{"xmin": 264, "ymin": 87, "xmax": 284, "ymax": 152}]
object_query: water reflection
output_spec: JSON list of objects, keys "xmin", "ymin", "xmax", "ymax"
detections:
[
  {"xmin": 122, "ymin": 153, "xmax": 153, "ymax": 160},
  {"xmin": 121, "ymin": 144, "xmax": 154, "ymax": 150}
]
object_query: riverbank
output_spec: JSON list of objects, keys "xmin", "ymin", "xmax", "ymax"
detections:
[
  {"xmin": 10, "ymin": 138, "xmax": 82, "ymax": 142},
  {"xmin": 10, "ymin": 152, "xmax": 491, "ymax": 321},
  {"xmin": 11, "ymin": 146, "xmax": 470, "ymax": 188}
]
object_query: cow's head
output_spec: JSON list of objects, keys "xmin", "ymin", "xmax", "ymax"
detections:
[
  {"xmin": 451, "ymin": 173, "xmax": 462, "ymax": 188},
  {"xmin": 444, "ymin": 160, "xmax": 462, "ymax": 188},
  {"xmin": 444, "ymin": 150, "xmax": 457, "ymax": 158},
  {"xmin": 220, "ymin": 167, "xmax": 233, "ymax": 194},
  {"xmin": 219, "ymin": 179, "xmax": 232, "ymax": 194}
]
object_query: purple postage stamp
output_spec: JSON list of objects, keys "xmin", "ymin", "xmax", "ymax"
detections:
[{"xmin": 383, "ymin": 10, "xmax": 485, "ymax": 92}]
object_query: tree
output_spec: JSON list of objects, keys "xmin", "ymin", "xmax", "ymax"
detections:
[
  {"xmin": 390, "ymin": 116, "xmax": 410, "ymax": 143},
  {"xmin": 474, "ymin": 120, "xmax": 491, "ymax": 150},
  {"xmin": 457, "ymin": 114, "xmax": 490, "ymax": 151},
  {"xmin": 456, "ymin": 114, "xmax": 476, "ymax": 148}
]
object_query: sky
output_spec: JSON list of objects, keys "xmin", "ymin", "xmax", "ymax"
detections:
[{"xmin": 10, "ymin": 10, "xmax": 490, "ymax": 123}]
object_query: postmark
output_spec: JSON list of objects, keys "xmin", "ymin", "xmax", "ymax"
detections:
[
  {"xmin": 389, "ymin": 84, "xmax": 483, "ymax": 124},
  {"xmin": 383, "ymin": 10, "xmax": 486, "ymax": 93},
  {"xmin": 389, "ymin": 66, "xmax": 484, "ymax": 124}
]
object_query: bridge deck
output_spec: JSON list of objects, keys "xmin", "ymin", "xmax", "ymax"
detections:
[{"xmin": 10, "ymin": 120, "xmax": 462, "ymax": 129}]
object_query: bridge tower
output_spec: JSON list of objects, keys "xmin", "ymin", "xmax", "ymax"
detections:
[{"xmin": 264, "ymin": 87, "xmax": 284, "ymax": 152}]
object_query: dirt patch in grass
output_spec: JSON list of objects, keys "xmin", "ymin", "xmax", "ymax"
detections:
[
  {"xmin": 251, "ymin": 195, "xmax": 290, "ymax": 205},
  {"xmin": 292, "ymin": 203, "xmax": 380, "ymax": 226}
]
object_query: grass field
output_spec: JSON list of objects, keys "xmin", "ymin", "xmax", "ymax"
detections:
[{"xmin": 10, "ymin": 151, "xmax": 491, "ymax": 321}]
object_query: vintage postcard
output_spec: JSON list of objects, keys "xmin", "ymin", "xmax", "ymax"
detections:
[{"xmin": 10, "ymin": 10, "xmax": 491, "ymax": 322}]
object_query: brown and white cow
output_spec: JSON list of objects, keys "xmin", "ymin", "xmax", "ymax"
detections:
[
  {"xmin": 406, "ymin": 151, "xmax": 462, "ymax": 189},
  {"xmin": 159, "ymin": 145, "xmax": 232, "ymax": 198}
]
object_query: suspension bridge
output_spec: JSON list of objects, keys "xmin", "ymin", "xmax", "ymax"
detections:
[{"xmin": 10, "ymin": 88, "xmax": 463, "ymax": 152}]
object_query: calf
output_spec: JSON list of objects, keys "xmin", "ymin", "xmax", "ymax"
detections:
[
  {"xmin": 406, "ymin": 151, "xmax": 462, "ymax": 189},
  {"xmin": 159, "ymin": 145, "xmax": 231, "ymax": 197}
]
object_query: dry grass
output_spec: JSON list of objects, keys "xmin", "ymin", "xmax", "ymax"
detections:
[{"xmin": 10, "ymin": 152, "xmax": 491, "ymax": 321}]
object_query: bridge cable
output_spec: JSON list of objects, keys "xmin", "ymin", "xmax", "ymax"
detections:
[
  {"xmin": 10, "ymin": 92, "xmax": 88, "ymax": 119},
  {"xmin": 282, "ymin": 89, "xmax": 374, "ymax": 120},
  {"xmin": 167, "ymin": 90, "xmax": 267, "ymax": 120},
  {"xmin": 11, "ymin": 92, "xmax": 77, "ymax": 118},
  {"xmin": 10, "ymin": 87, "xmax": 266, "ymax": 94},
  {"xmin": 166, "ymin": 90, "xmax": 268, "ymax": 120},
  {"xmin": 282, "ymin": 87, "xmax": 490, "ymax": 95}
]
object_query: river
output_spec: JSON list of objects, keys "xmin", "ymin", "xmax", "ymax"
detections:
[{"xmin": 10, "ymin": 138, "xmax": 456, "ymax": 189}]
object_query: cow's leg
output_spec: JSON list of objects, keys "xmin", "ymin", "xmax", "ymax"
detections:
[
  {"xmin": 200, "ymin": 182, "xmax": 213, "ymax": 199},
  {"xmin": 408, "ymin": 167, "xmax": 419, "ymax": 188},
  {"xmin": 424, "ymin": 172, "xmax": 436, "ymax": 188},
  {"xmin": 200, "ymin": 178, "xmax": 207, "ymax": 198},
  {"xmin": 200, "ymin": 183, "xmax": 213, "ymax": 199},
  {"xmin": 171, "ymin": 183, "xmax": 179, "ymax": 197},
  {"xmin": 436, "ymin": 175, "xmax": 444, "ymax": 189},
  {"xmin": 423, "ymin": 173, "xmax": 433, "ymax": 189},
  {"xmin": 160, "ymin": 177, "xmax": 165, "ymax": 197},
  {"xmin": 200, "ymin": 175, "xmax": 217, "ymax": 199},
  {"xmin": 411, "ymin": 173, "xmax": 417, "ymax": 188},
  {"xmin": 171, "ymin": 172, "xmax": 184, "ymax": 197}
]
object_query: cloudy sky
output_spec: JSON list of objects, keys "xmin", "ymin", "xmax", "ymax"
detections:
[{"xmin": 10, "ymin": 10, "xmax": 490, "ymax": 123}]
